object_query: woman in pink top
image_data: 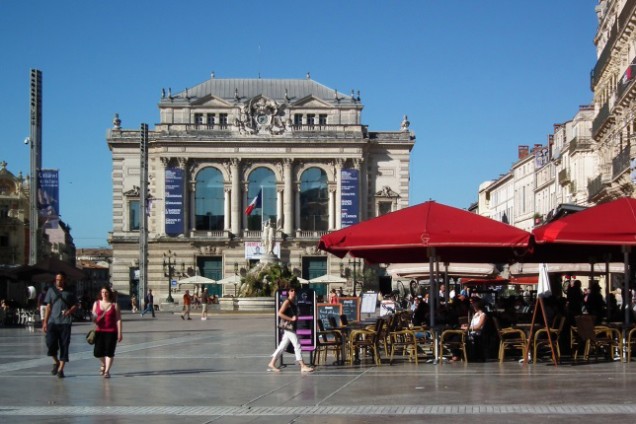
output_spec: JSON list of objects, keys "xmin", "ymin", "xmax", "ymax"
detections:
[{"xmin": 92, "ymin": 285, "xmax": 122, "ymax": 378}]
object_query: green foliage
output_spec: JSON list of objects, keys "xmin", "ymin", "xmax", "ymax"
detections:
[{"xmin": 238, "ymin": 263, "xmax": 301, "ymax": 297}]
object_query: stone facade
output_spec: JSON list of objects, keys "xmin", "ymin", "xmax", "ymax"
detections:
[{"xmin": 107, "ymin": 76, "xmax": 415, "ymax": 300}]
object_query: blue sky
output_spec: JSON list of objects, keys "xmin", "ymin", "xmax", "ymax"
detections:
[{"xmin": 1, "ymin": 0, "xmax": 598, "ymax": 248}]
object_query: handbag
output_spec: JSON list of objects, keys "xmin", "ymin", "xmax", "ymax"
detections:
[
  {"xmin": 86, "ymin": 303, "xmax": 112, "ymax": 345},
  {"xmin": 278, "ymin": 318, "xmax": 295, "ymax": 332},
  {"xmin": 86, "ymin": 329, "xmax": 96, "ymax": 345}
]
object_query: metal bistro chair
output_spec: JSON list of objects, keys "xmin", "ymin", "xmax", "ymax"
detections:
[
  {"xmin": 314, "ymin": 319, "xmax": 343, "ymax": 365},
  {"xmin": 627, "ymin": 326, "xmax": 636, "ymax": 362},
  {"xmin": 349, "ymin": 318, "xmax": 382, "ymax": 366},
  {"xmin": 493, "ymin": 317, "xmax": 527, "ymax": 363},
  {"xmin": 573, "ymin": 315, "xmax": 614, "ymax": 361},
  {"xmin": 439, "ymin": 329, "xmax": 468, "ymax": 363},
  {"xmin": 533, "ymin": 316, "xmax": 565, "ymax": 364}
]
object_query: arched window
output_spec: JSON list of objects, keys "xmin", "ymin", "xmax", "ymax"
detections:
[
  {"xmin": 194, "ymin": 167, "xmax": 224, "ymax": 231},
  {"xmin": 300, "ymin": 167, "xmax": 328, "ymax": 231},
  {"xmin": 246, "ymin": 167, "xmax": 276, "ymax": 230}
]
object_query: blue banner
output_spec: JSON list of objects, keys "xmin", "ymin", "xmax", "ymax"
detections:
[
  {"xmin": 37, "ymin": 169, "xmax": 59, "ymax": 229},
  {"xmin": 341, "ymin": 168, "xmax": 359, "ymax": 227},
  {"xmin": 165, "ymin": 167, "xmax": 184, "ymax": 236}
]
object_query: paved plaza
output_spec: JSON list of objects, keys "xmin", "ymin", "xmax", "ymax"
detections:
[{"xmin": 1, "ymin": 310, "xmax": 636, "ymax": 423}]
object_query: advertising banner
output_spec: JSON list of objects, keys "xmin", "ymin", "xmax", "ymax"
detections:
[
  {"xmin": 245, "ymin": 241, "xmax": 281, "ymax": 260},
  {"xmin": 341, "ymin": 168, "xmax": 359, "ymax": 227},
  {"xmin": 165, "ymin": 167, "xmax": 184, "ymax": 236},
  {"xmin": 37, "ymin": 169, "xmax": 59, "ymax": 229}
]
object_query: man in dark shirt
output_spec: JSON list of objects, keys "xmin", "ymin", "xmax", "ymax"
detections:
[
  {"xmin": 141, "ymin": 289, "xmax": 155, "ymax": 317},
  {"xmin": 42, "ymin": 272, "xmax": 78, "ymax": 378}
]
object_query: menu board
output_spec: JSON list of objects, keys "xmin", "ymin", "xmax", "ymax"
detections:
[
  {"xmin": 361, "ymin": 292, "xmax": 377, "ymax": 314},
  {"xmin": 337, "ymin": 297, "xmax": 361, "ymax": 323},
  {"xmin": 317, "ymin": 303, "xmax": 342, "ymax": 329},
  {"xmin": 276, "ymin": 288, "xmax": 316, "ymax": 352}
]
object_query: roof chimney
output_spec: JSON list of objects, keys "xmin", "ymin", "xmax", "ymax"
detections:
[{"xmin": 518, "ymin": 145, "xmax": 529, "ymax": 159}]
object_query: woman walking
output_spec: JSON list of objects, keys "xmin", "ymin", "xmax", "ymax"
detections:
[
  {"xmin": 92, "ymin": 285, "xmax": 122, "ymax": 378},
  {"xmin": 268, "ymin": 288, "xmax": 314, "ymax": 373}
]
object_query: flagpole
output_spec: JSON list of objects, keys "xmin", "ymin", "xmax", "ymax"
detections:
[{"xmin": 260, "ymin": 185, "xmax": 264, "ymax": 231}]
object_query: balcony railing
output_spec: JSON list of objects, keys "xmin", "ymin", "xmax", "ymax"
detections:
[
  {"xmin": 558, "ymin": 169, "xmax": 570, "ymax": 186},
  {"xmin": 587, "ymin": 174, "xmax": 608, "ymax": 199},
  {"xmin": 592, "ymin": 102, "xmax": 612, "ymax": 137},
  {"xmin": 569, "ymin": 136, "xmax": 593, "ymax": 153},
  {"xmin": 295, "ymin": 230, "xmax": 328, "ymax": 239},
  {"xmin": 612, "ymin": 147, "xmax": 631, "ymax": 180}
]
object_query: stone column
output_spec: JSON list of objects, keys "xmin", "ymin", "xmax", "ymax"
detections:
[
  {"xmin": 295, "ymin": 182, "xmax": 301, "ymax": 234},
  {"xmin": 230, "ymin": 159, "xmax": 240, "ymax": 236},
  {"xmin": 224, "ymin": 187, "xmax": 231, "ymax": 231},
  {"xmin": 189, "ymin": 180, "xmax": 197, "ymax": 235},
  {"xmin": 276, "ymin": 186, "xmax": 284, "ymax": 230},
  {"xmin": 283, "ymin": 159, "xmax": 293, "ymax": 235},
  {"xmin": 328, "ymin": 185, "xmax": 336, "ymax": 230}
]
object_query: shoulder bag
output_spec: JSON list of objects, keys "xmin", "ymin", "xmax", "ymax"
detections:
[{"xmin": 86, "ymin": 303, "xmax": 112, "ymax": 345}]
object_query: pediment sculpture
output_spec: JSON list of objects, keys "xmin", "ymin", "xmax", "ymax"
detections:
[{"xmin": 235, "ymin": 96, "xmax": 287, "ymax": 135}]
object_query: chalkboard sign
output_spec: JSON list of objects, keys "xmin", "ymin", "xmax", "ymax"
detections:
[
  {"xmin": 338, "ymin": 297, "xmax": 360, "ymax": 323},
  {"xmin": 317, "ymin": 303, "xmax": 342, "ymax": 329},
  {"xmin": 361, "ymin": 292, "xmax": 377, "ymax": 314}
]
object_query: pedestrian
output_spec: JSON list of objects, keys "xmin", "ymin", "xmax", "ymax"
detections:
[
  {"xmin": 267, "ymin": 287, "xmax": 314, "ymax": 373},
  {"xmin": 92, "ymin": 285, "xmax": 122, "ymax": 378},
  {"xmin": 200, "ymin": 288, "xmax": 210, "ymax": 320},
  {"xmin": 181, "ymin": 290, "xmax": 192, "ymax": 320},
  {"xmin": 141, "ymin": 289, "xmax": 155, "ymax": 317},
  {"xmin": 42, "ymin": 272, "xmax": 79, "ymax": 379},
  {"xmin": 37, "ymin": 288, "xmax": 47, "ymax": 325},
  {"xmin": 328, "ymin": 288, "xmax": 339, "ymax": 304},
  {"xmin": 130, "ymin": 293, "xmax": 138, "ymax": 313}
]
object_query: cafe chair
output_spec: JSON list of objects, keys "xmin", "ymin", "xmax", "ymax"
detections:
[
  {"xmin": 573, "ymin": 315, "xmax": 614, "ymax": 361},
  {"xmin": 389, "ymin": 328, "xmax": 420, "ymax": 365},
  {"xmin": 493, "ymin": 317, "xmax": 527, "ymax": 363},
  {"xmin": 328, "ymin": 315, "xmax": 339, "ymax": 329},
  {"xmin": 315, "ymin": 319, "xmax": 342, "ymax": 365},
  {"xmin": 439, "ymin": 329, "xmax": 468, "ymax": 363},
  {"xmin": 349, "ymin": 318, "xmax": 382, "ymax": 366},
  {"xmin": 627, "ymin": 326, "xmax": 636, "ymax": 362},
  {"xmin": 533, "ymin": 316, "xmax": 565, "ymax": 364}
]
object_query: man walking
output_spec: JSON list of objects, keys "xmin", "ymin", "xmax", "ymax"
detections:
[
  {"xmin": 181, "ymin": 290, "xmax": 192, "ymax": 320},
  {"xmin": 141, "ymin": 289, "xmax": 155, "ymax": 318},
  {"xmin": 200, "ymin": 288, "xmax": 209, "ymax": 320},
  {"xmin": 42, "ymin": 272, "xmax": 78, "ymax": 379}
]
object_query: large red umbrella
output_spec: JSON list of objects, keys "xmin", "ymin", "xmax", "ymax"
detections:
[
  {"xmin": 318, "ymin": 200, "xmax": 532, "ymax": 264},
  {"xmin": 532, "ymin": 197, "xmax": 636, "ymax": 325},
  {"xmin": 318, "ymin": 200, "xmax": 532, "ymax": 359}
]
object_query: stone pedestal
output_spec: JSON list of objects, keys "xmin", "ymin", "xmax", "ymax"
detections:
[{"xmin": 259, "ymin": 253, "xmax": 280, "ymax": 265}]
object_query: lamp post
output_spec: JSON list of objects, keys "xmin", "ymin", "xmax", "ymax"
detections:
[
  {"xmin": 163, "ymin": 250, "xmax": 177, "ymax": 303},
  {"xmin": 349, "ymin": 258, "xmax": 362, "ymax": 297},
  {"xmin": 234, "ymin": 262, "xmax": 239, "ymax": 297}
]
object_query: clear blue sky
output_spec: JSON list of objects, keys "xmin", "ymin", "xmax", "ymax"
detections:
[{"xmin": 1, "ymin": 0, "xmax": 598, "ymax": 248}]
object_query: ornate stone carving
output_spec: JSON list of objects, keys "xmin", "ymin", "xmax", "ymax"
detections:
[
  {"xmin": 400, "ymin": 115, "xmax": 410, "ymax": 131},
  {"xmin": 376, "ymin": 186, "xmax": 399, "ymax": 198},
  {"xmin": 234, "ymin": 96, "xmax": 287, "ymax": 135}
]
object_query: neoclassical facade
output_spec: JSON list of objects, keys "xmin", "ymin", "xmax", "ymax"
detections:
[{"xmin": 107, "ymin": 76, "xmax": 415, "ymax": 300}]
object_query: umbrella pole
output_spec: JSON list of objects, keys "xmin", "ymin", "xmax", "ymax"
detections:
[{"xmin": 428, "ymin": 250, "xmax": 439, "ymax": 364}]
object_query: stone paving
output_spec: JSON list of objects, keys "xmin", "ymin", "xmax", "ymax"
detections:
[{"xmin": 1, "ymin": 310, "xmax": 635, "ymax": 423}]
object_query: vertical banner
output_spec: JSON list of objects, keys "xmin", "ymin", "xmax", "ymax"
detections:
[
  {"xmin": 341, "ymin": 168, "xmax": 359, "ymax": 228},
  {"xmin": 165, "ymin": 167, "xmax": 184, "ymax": 236},
  {"xmin": 37, "ymin": 169, "xmax": 59, "ymax": 229}
]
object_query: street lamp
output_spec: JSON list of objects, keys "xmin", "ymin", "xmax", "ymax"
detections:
[
  {"xmin": 234, "ymin": 262, "xmax": 239, "ymax": 297},
  {"xmin": 349, "ymin": 258, "xmax": 362, "ymax": 297},
  {"xmin": 163, "ymin": 250, "xmax": 177, "ymax": 303}
]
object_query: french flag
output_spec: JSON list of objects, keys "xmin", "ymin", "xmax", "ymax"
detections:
[{"xmin": 244, "ymin": 190, "xmax": 262, "ymax": 215}]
